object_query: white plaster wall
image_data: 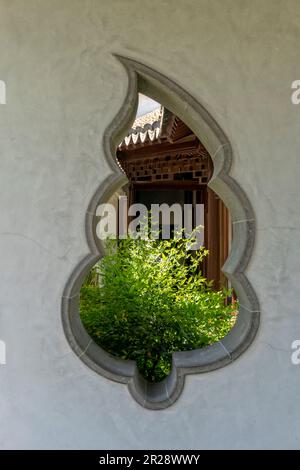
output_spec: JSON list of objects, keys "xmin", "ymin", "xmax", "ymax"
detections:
[{"xmin": 0, "ymin": 0, "xmax": 300, "ymax": 449}]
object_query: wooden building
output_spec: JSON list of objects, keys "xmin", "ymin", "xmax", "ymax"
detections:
[{"xmin": 117, "ymin": 106, "xmax": 230, "ymax": 288}]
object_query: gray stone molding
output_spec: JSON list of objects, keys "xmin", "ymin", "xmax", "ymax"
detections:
[{"xmin": 61, "ymin": 56, "xmax": 260, "ymax": 409}]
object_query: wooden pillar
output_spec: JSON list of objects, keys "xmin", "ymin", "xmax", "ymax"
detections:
[
  {"xmin": 218, "ymin": 199, "xmax": 229, "ymax": 287},
  {"xmin": 205, "ymin": 187, "xmax": 220, "ymax": 289}
]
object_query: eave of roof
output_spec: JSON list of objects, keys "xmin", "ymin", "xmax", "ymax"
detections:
[
  {"xmin": 119, "ymin": 106, "xmax": 163, "ymax": 149},
  {"xmin": 119, "ymin": 106, "xmax": 199, "ymax": 150}
]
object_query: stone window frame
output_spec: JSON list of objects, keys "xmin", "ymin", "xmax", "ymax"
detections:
[{"xmin": 62, "ymin": 56, "xmax": 260, "ymax": 410}]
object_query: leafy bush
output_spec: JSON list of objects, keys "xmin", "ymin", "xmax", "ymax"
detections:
[{"xmin": 79, "ymin": 236, "xmax": 237, "ymax": 383}]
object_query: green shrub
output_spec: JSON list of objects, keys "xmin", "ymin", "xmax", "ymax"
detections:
[{"xmin": 79, "ymin": 236, "xmax": 237, "ymax": 383}]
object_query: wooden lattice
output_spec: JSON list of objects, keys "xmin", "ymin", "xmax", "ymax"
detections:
[{"xmin": 118, "ymin": 153, "xmax": 209, "ymax": 184}]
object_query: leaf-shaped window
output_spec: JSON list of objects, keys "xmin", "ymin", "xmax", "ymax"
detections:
[{"xmin": 62, "ymin": 57, "xmax": 259, "ymax": 409}]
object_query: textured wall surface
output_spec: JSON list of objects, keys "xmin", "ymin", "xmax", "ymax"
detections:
[{"xmin": 0, "ymin": 0, "xmax": 300, "ymax": 449}]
